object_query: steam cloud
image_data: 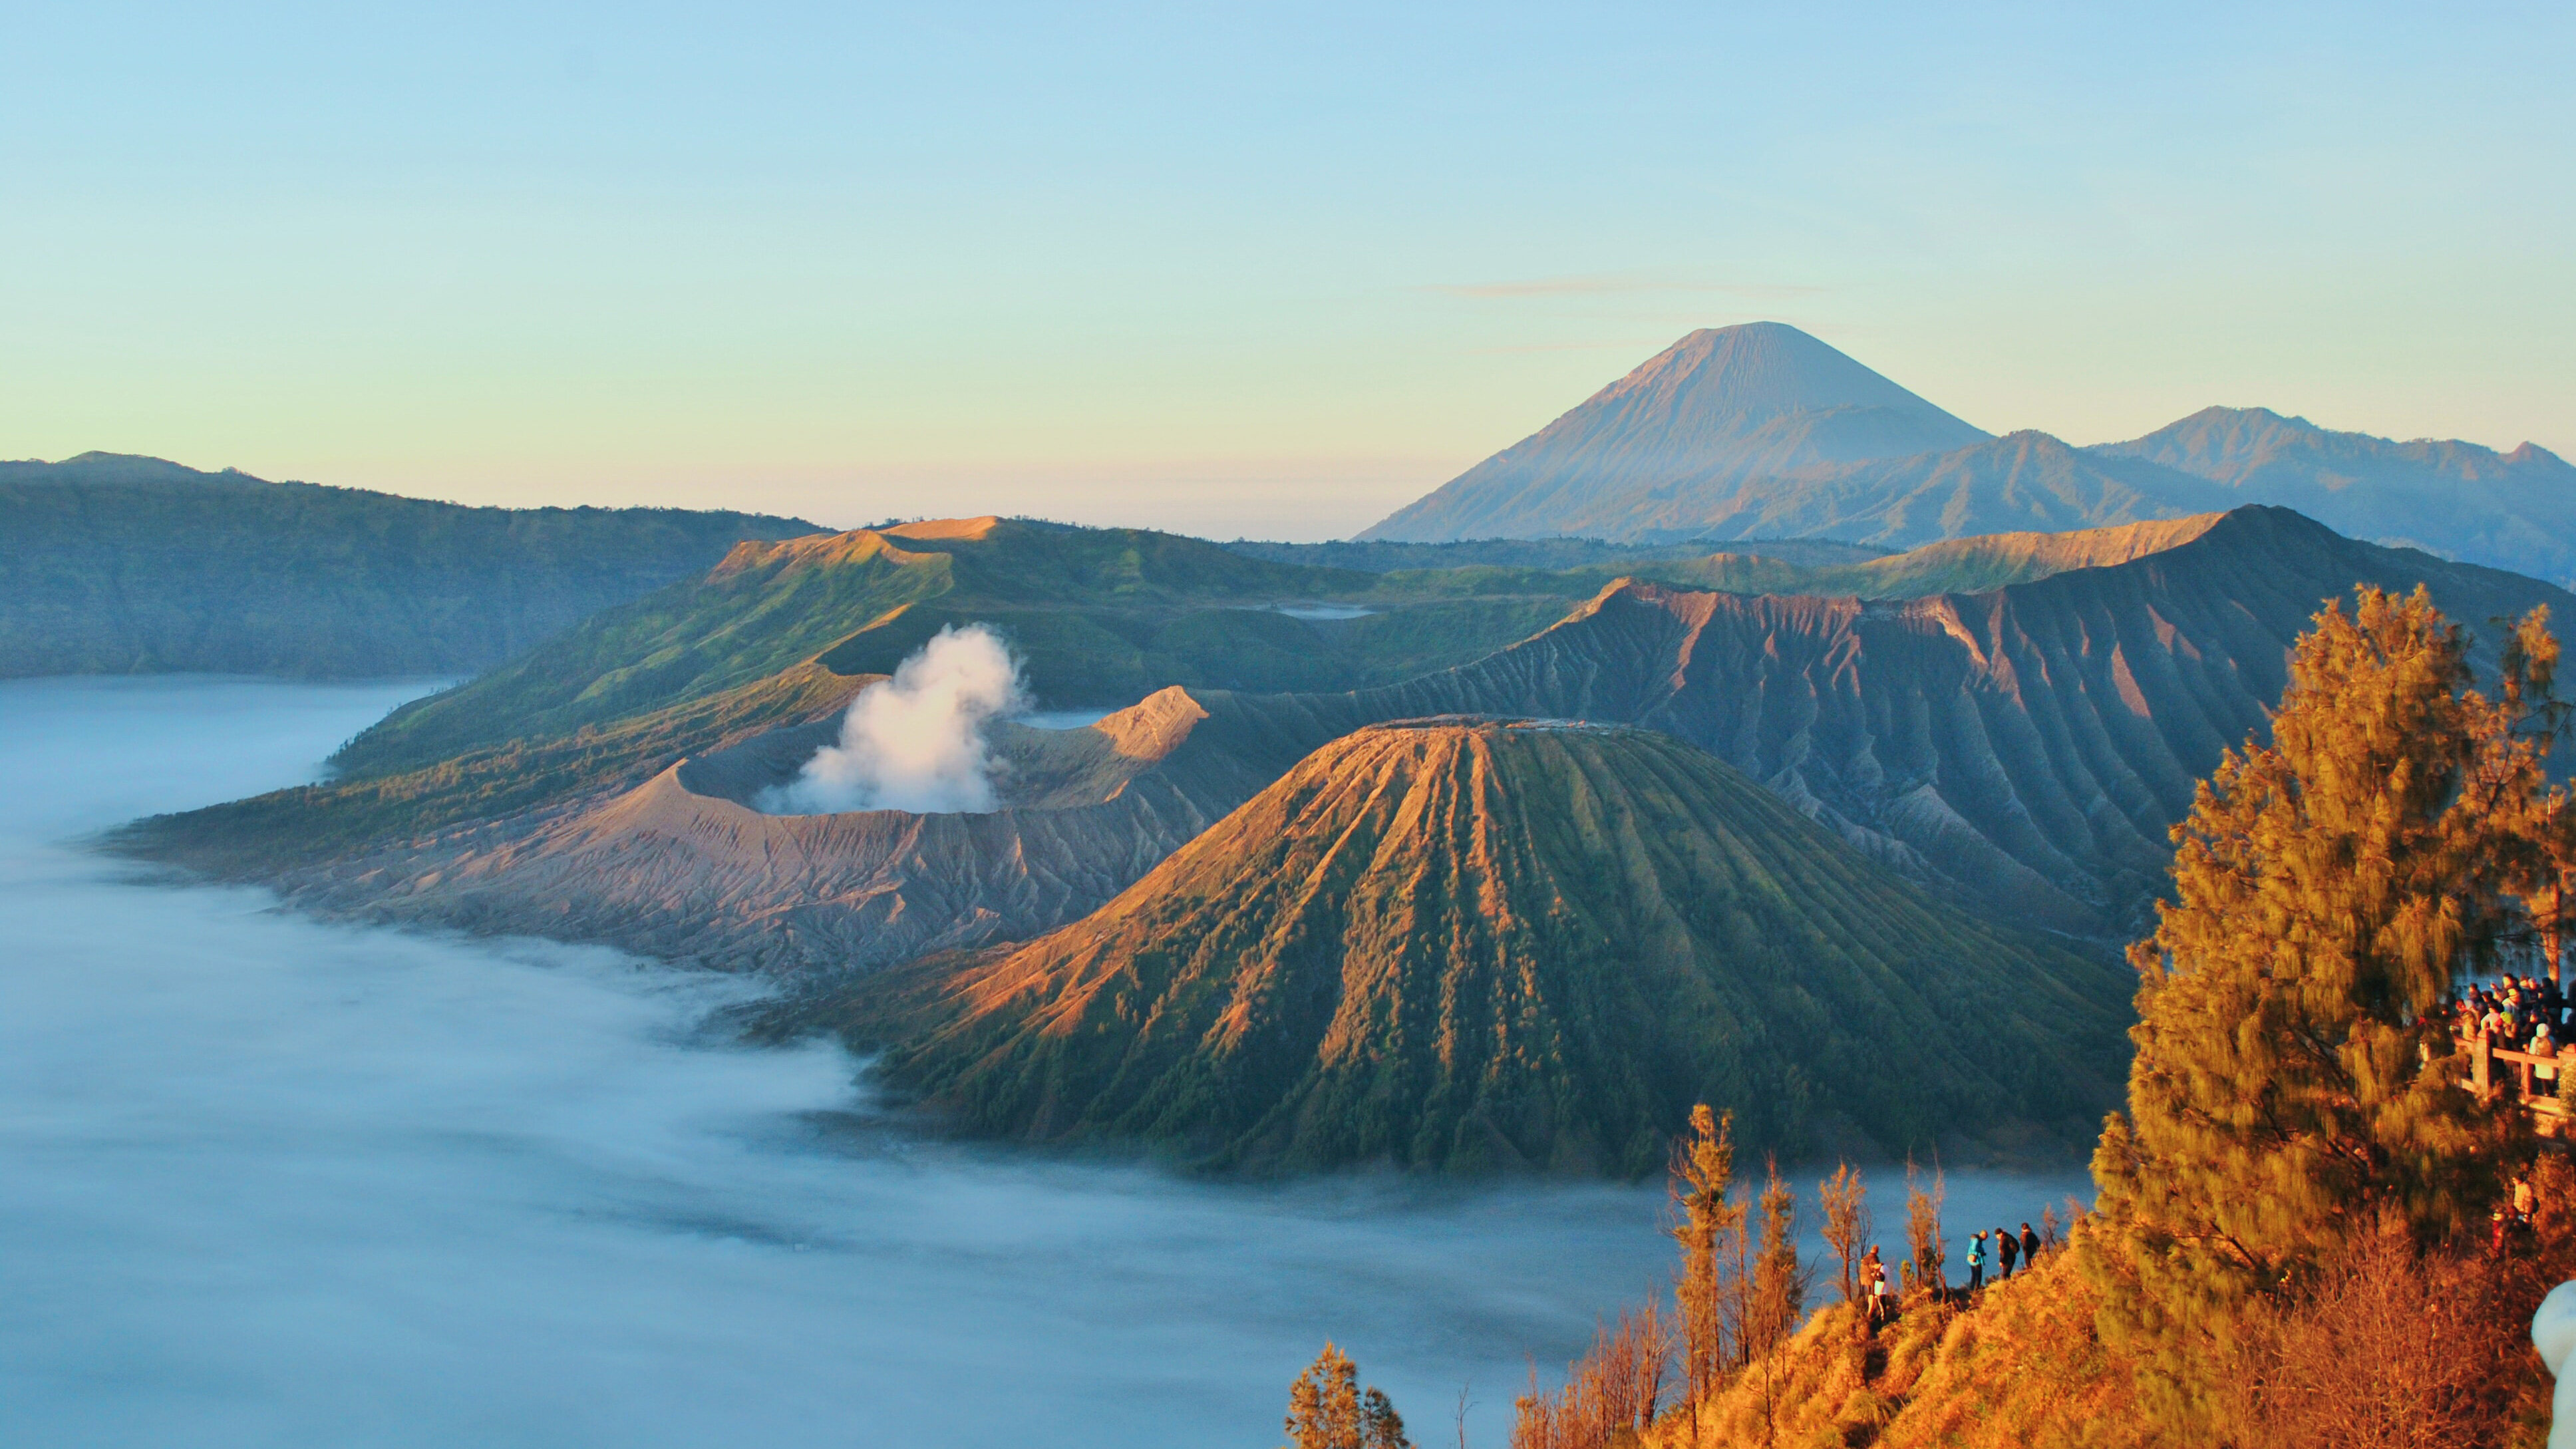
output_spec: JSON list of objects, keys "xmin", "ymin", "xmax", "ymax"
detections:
[{"xmin": 760, "ymin": 623, "xmax": 1028, "ymax": 816}]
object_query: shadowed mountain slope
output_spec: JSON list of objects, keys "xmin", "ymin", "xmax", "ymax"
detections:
[
  {"xmin": 2092, "ymin": 405, "xmax": 2576, "ymax": 584},
  {"xmin": 1545, "ymin": 430, "xmax": 2239, "ymax": 548},
  {"xmin": 1225, "ymin": 534, "xmax": 1888, "ymax": 573},
  {"xmin": 838, "ymin": 720, "xmax": 2130, "ymax": 1172},
  {"xmin": 1360, "ymin": 323, "xmax": 1987, "ymax": 542},
  {"xmin": 120, "ymin": 506, "xmax": 2576, "ymax": 979},
  {"xmin": 1357, "ymin": 512, "xmax": 2238, "ymax": 605},
  {"xmin": 329, "ymin": 516, "xmax": 1565, "ymax": 780},
  {"xmin": 1341, "ymin": 506, "xmax": 2576, "ymax": 937},
  {"xmin": 0, "ymin": 452, "xmax": 822, "ymax": 678}
]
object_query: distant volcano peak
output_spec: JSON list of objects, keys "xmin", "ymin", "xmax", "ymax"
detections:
[
  {"xmin": 1601, "ymin": 322, "xmax": 1972, "ymax": 424},
  {"xmin": 1358, "ymin": 323, "xmax": 1989, "ymax": 542}
]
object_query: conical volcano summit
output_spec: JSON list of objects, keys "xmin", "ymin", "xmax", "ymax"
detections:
[
  {"xmin": 854, "ymin": 717, "xmax": 2132, "ymax": 1173},
  {"xmin": 1359, "ymin": 321, "xmax": 1989, "ymax": 542}
]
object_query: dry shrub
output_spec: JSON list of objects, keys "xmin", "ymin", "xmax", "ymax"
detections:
[
  {"xmin": 2222, "ymin": 1219, "xmax": 2533, "ymax": 1449},
  {"xmin": 1512, "ymin": 1303, "xmax": 1675, "ymax": 1449}
]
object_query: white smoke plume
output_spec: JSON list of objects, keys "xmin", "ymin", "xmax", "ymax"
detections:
[{"xmin": 759, "ymin": 624, "xmax": 1027, "ymax": 815}]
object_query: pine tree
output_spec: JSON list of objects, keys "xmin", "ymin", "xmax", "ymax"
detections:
[
  {"xmin": 1749, "ymin": 1155, "xmax": 1805, "ymax": 1357},
  {"xmin": 1669, "ymin": 1104, "xmax": 1742, "ymax": 1410},
  {"xmin": 1284, "ymin": 1343, "xmax": 1412, "ymax": 1449},
  {"xmin": 1360, "ymin": 1387, "xmax": 1410, "ymax": 1449},
  {"xmin": 2080, "ymin": 586, "xmax": 2540, "ymax": 1432}
]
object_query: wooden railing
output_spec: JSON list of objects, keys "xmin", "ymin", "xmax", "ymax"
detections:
[{"xmin": 2458, "ymin": 1032, "xmax": 2573, "ymax": 1134}]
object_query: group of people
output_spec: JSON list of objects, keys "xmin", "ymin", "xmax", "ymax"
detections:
[
  {"xmin": 2442, "ymin": 964, "xmax": 2565, "ymax": 1056},
  {"xmin": 1961, "ymin": 1222, "xmax": 2042, "ymax": 1292},
  {"xmin": 2444, "ymin": 973, "xmax": 2569, "ymax": 1059},
  {"xmin": 1856, "ymin": 1219, "xmax": 2049, "ymax": 1326}
]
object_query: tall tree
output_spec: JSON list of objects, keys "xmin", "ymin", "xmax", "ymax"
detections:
[
  {"xmin": 2081, "ymin": 586, "xmax": 2538, "ymax": 1432},
  {"xmin": 2495, "ymin": 608, "xmax": 2575, "ymax": 982},
  {"xmin": 1750, "ymin": 1156, "xmax": 1805, "ymax": 1358},
  {"xmin": 1818, "ymin": 1163, "xmax": 1870, "ymax": 1309},
  {"xmin": 1669, "ymin": 1104, "xmax": 1742, "ymax": 1411}
]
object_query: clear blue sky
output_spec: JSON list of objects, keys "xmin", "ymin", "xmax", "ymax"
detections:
[{"xmin": 7, "ymin": 2, "xmax": 2569, "ymax": 538}]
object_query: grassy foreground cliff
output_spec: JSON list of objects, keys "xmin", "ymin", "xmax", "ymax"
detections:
[{"xmin": 1401, "ymin": 587, "xmax": 2576, "ymax": 1448}]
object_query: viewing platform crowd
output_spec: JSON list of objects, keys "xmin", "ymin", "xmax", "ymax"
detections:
[{"xmin": 2442, "ymin": 972, "xmax": 2569, "ymax": 1060}]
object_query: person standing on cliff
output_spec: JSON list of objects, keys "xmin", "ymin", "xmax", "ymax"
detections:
[
  {"xmin": 1965, "ymin": 1231, "xmax": 1987, "ymax": 1291},
  {"xmin": 1995, "ymin": 1223, "xmax": 2019, "ymax": 1279},
  {"xmin": 2019, "ymin": 1221, "xmax": 2040, "ymax": 1267}
]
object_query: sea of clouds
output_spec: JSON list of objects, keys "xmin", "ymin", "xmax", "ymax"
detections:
[{"xmin": 0, "ymin": 677, "xmax": 2088, "ymax": 1448}]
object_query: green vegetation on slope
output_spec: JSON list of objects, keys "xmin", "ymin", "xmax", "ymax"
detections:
[
  {"xmin": 1349, "ymin": 512, "xmax": 2229, "ymax": 607},
  {"xmin": 1225, "ymin": 534, "xmax": 1889, "ymax": 573},
  {"xmin": 328, "ymin": 516, "xmax": 1564, "ymax": 780},
  {"xmin": 0, "ymin": 452, "xmax": 821, "ymax": 678},
  {"xmin": 847, "ymin": 719, "xmax": 2130, "ymax": 1174},
  {"xmin": 120, "ymin": 516, "xmax": 1593, "ymax": 874}
]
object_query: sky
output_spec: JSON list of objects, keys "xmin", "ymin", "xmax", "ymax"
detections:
[{"xmin": 6, "ymin": 1, "xmax": 2570, "ymax": 539}]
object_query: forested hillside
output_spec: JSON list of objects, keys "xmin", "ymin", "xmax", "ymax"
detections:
[{"xmin": 0, "ymin": 452, "xmax": 820, "ymax": 677}]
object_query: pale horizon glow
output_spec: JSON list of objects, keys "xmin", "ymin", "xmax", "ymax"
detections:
[{"xmin": 7, "ymin": 3, "xmax": 2571, "ymax": 540}]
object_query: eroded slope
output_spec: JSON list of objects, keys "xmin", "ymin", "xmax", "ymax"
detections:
[{"xmin": 847, "ymin": 721, "xmax": 2128, "ymax": 1172}]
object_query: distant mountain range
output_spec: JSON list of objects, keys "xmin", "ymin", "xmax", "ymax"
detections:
[
  {"xmin": 1359, "ymin": 324, "xmax": 2576, "ymax": 583},
  {"xmin": 0, "ymin": 452, "xmax": 822, "ymax": 678},
  {"xmin": 126, "ymin": 504, "xmax": 2576, "ymax": 975}
]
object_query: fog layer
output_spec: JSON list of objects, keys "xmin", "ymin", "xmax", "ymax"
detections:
[{"xmin": 0, "ymin": 677, "xmax": 2086, "ymax": 1448}]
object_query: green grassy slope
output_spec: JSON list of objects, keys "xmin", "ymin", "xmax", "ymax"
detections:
[
  {"xmin": 1353, "ymin": 513, "xmax": 2231, "ymax": 605},
  {"xmin": 849, "ymin": 720, "xmax": 2131, "ymax": 1174},
  {"xmin": 121, "ymin": 516, "xmax": 1587, "ymax": 874},
  {"xmin": 1224, "ymin": 535, "xmax": 1889, "ymax": 572},
  {"xmin": 328, "ymin": 516, "xmax": 1530, "ymax": 779},
  {"xmin": 0, "ymin": 452, "xmax": 821, "ymax": 678},
  {"xmin": 122, "ymin": 509, "xmax": 2268, "ymax": 884}
]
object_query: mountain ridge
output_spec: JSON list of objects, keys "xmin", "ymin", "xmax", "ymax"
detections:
[
  {"xmin": 2090, "ymin": 405, "xmax": 2576, "ymax": 581},
  {"xmin": 120, "ymin": 505, "xmax": 2576, "ymax": 978},
  {"xmin": 0, "ymin": 452, "xmax": 825, "ymax": 679},
  {"xmin": 1361, "ymin": 333, "xmax": 2576, "ymax": 581}
]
